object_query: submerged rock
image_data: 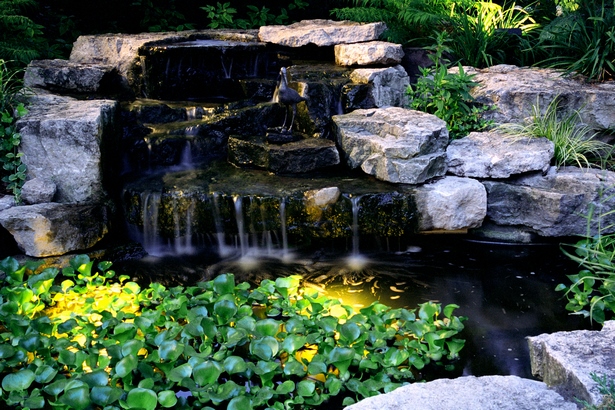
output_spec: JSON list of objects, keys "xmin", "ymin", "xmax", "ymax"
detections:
[
  {"xmin": 258, "ymin": 20, "xmax": 386, "ymax": 47},
  {"xmin": 446, "ymin": 131, "xmax": 554, "ymax": 178},
  {"xmin": 0, "ymin": 203, "xmax": 109, "ymax": 257},
  {"xmin": 333, "ymin": 107, "xmax": 448, "ymax": 184}
]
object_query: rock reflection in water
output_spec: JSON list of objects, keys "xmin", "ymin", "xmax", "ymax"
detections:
[{"xmin": 114, "ymin": 234, "xmax": 589, "ymax": 379}]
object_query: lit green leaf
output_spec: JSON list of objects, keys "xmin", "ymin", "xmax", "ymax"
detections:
[
  {"xmin": 214, "ymin": 299, "xmax": 237, "ymax": 325},
  {"xmin": 193, "ymin": 360, "xmax": 222, "ymax": 385},
  {"xmin": 276, "ymin": 380, "xmax": 295, "ymax": 394},
  {"xmin": 158, "ymin": 390, "xmax": 178, "ymax": 408},
  {"xmin": 59, "ymin": 385, "xmax": 91, "ymax": 410},
  {"xmin": 255, "ymin": 318, "xmax": 280, "ymax": 337},
  {"xmin": 213, "ymin": 273, "xmax": 235, "ymax": 295},
  {"xmin": 79, "ymin": 369, "xmax": 109, "ymax": 387},
  {"xmin": 224, "ymin": 355, "xmax": 247, "ymax": 374},
  {"xmin": 34, "ymin": 364, "xmax": 58, "ymax": 384},
  {"xmin": 121, "ymin": 339, "xmax": 144, "ymax": 357},
  {"xmin": 228, "ymin": 395, "xmax": 253, "ymax": 410},
  {"xmin": 296, "ymin": 380, "xmax": 316, "ymax": 397},
  {"xmin": 281, "ymin": 334, "xmax": 306, "ymax": 354},
  {"xmin": 91, "ymin": 386, "xmax": 123, "ymax": 407},
  {"xmin": 340, "ymin": 322, "xmax": 361, "ymax": 343},
  {"xmin": 250, "ymin": 336, "xmax": 279, "ymax": 361},
  {"xmin": 168, "ymin": 363, "xmax": 192, "ymax": 382},
  {"xmin": 159, "ymin": 340, "xmax": 184, "ymax": 361},
  {"xmin": 115, "ymin": 354, "xmax": 138, "ymax": 378},
  {"xmin": 127, "ymin": 387, "xmax": 157, "ymax": 410},
  {"xmin": 0, "ymin": 344, "xmax": 16, "ymax": 359},
  {"xmin": 2, "ymin": 369, "xmax": 35, "ymax": 391}
]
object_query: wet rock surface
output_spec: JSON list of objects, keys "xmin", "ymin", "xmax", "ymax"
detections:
[{"xmin": 24, "ymin": 59, "xmax": 117, "ymax": 94}]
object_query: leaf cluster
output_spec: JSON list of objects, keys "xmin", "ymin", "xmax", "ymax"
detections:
[
  {"xmin": 407, "ymin": 32, "xmax": 493, "ymax": 139},
  {"xmin": 201, "ymin": 0, "xmax": 308, "ymax": 30},
  {"xmin": 0, "ymin": 254, "xmax": 466, "ymax": 409},
  {"xmin": 497, "ymin": 96, "xmax": 614, "ymax": 169},
  {"xmin": 536, "ymin": 0, "xmax": 615, "ymax": 82},
  {"xmin": 556, "ymin": 193, "xmax": 615, "ymax": 324}
]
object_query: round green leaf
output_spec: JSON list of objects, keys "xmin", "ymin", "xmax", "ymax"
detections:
[
  {"xmin": 158, "ymin": 390, "xmax": 178, "ymax": 408},
  {"xmin": 214, "ymin": 299, "xmax": 237, "ymax": 325},
  {"xmin": 2, "ymin": 369, "xmax": 35, "ymax": 391},
  {"xmin": 35, "ymin": 365, "xmax": 58, "ymax": 384},
  {"xmin": 121, "ymin": 339, "xmax": 144, "ymax": 357},
  {"xmin": 281, "ymin": 334, "xmax": 307, "ymax": 354},
  {"xmin": 340, "ymin": 323, "xmax": 361, "ymax": 343},
  {"xmin": 127, "ymin": 387, "xmax": 157, "ymax": 410},
  {"xmin": 213, "ymin": 274, "xmax": 235, "ymax": 295},
  {"xmin": 159, "ymin": 340, "xmax": 184, "ymax": 361},
  {"xmin": 224, "ymin": 355, "xmax": 247, "ymax": 374},
  {"xmin": 115, "ymin": 354, "xmax": 138, "ymax": 378},
  {"xmin": 255, "ymin": 318, "xmax": 280, "ymax": 337},
  {"xmin": 168, "ymin": 363, "xmax": 192, "ymax": 382},
  {"xmin": 250, "ymin": 336, "xmax": 279, "ymax": 361},
  {"xmin": 80, "ymin": 369, "xmax": 109, "ymax": 387},
  {"xmin": 297, "ymin": 380, "xmax": 316, "ymax": 397},
  {"xmin": 228, "ymin": 395, "xmax": 253, "ymax": 410},
  {"xmin": 276, "ymin": 380, "xmax": 295, "ymax": 394},
  {"xmin": 59, "ymin": 385, "xmax": 91, "ymax": 410},
  {"xmin": 0, "ymin": 344, "xmax": 16, "ymax": 359},
  {"xmin": 91, "ymin": 386, "xmax": 123, "ymax": 407},
  {"xmin": 193, "ymin": 361, "xmax": 222, "ymax": 386}
]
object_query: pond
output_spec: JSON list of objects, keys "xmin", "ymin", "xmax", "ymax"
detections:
[{"xmin": 110, "ymin": 232, "xmax": 589, "ymax": 381}]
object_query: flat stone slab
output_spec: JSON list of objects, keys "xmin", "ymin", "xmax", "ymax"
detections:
[
  {"xmin": 483, "ymin": 166, "xmax": 615, "ymax": 237},
  {"xmin": 408, "ymin": 176, "xmax": 487, "ymax": 231},
  {"xmin": 528, "ymin": 321, "xmax": 615, "ymax": 406},
  {"xmin": 24, "ymin": 59, "xmax": 115, "ymax": 93},
  {"xmin": 0, "ymin": 203, "xmax": 109, "ymax": 257},
  {"xmin": 446, "ymin": 131, "xmax": 554, "ymax": 178},
  {"xmin": 333, "ymin": 107, "xmax": 448, "ymax": 184},
  {"xmin": 462, "ymin": 64, "xmax": 615, "ymax": 130},
  {"xmin": 335, "ymin": 41, "xmax": 403, "ymax": 66},
  {"xmin": 258, "ymin": 19, "xmax": 386, "ymax": 47},
  {"xmin": 228, "ymin": 135, "xmax": 340, "ymax": 173},
  {"xmin": 345, "ymin": 375, "xmax": 576, "ymax": 410}
]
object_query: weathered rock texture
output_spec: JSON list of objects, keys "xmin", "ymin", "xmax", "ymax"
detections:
[
  {"xmin": 228, "ymin": 136, "xmax": 340, "ymax": 173},
  {"xmin": 446, "ymin": 131, "xmax": 554, "ymax": 178},
  {"xmin": 464, "ymin": 64, "xmax": 615, "ymax": 130},
  {"xmin": 410, "ymin": 176, "xmax": 487, "ymax": 230},
  {"xmin": 345, "ymin": 65, "xmax": 409, "ymax": 109},
  {"xmin": 258, "ymin": 20, "xmax": 386, "ymax": 47},
  {"xmin": 24, "ymin": 59, "xmax": 116, "ymax": 93},
  {"xmin": 333, "ymin": 107, "xmax": 448, "ymax": 184},
  {"xmin": 528, "ymin": 321, "xmax": 615, "ymax": 406},
  {"xmin": 20, "ymin": 178, "xmax": 57, "ymax": 205},
  {"xmin": 345, "ymin": 375, "xmax": 576, "ymax": 410},
  {"xmin": 0, "ymin": 203, "xmax": 109, "ymax": 257},
  {"xmin": 16, "ymin": 95, "xmax": 118, "ymax": 203},
  {"xmin": 335, "ymin": 41, "xmax": 403, "ymax": 66},
  {"xmin": 483, "ymin": 167, "xmax": 615, "ymax": 237}
]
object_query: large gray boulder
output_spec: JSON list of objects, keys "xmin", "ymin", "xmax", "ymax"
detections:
[
  {"xmin": 258, "ymin": 20, "xmax": 386, "ymax": 47},
  {"xmin": 345, "ymin": 375, "xmax": 576, "ymax": 410},
  {"xmin": 335, "ymin": 41, "xmax": 403, "ymax": 66},
  {"xmin": 483, "ymin": 167, "xmax": 615, "ymax": 237},
  {"xmin": 0, "ymin": 203, "xmax": 109, "ymax": 257},
  {"xmin": 24, "ymin": 59, "xmax": 115, "ymax": 93},
  {"xmin": 345, "ymin": 65, "xmax": 409, "ymax": 109},
  {"xmin": 463, "ymin": 64, "xmax": 615, "ymax": 130},
  {"xmin": 409, "ymin": 176, "xmax": 487, "ymax": 231},
  {"xmin": 447, "ymin": 131, "xmax": 554, "ymax": 178},
  {"xmin": 528, "ymin": 321, "xmax": 615, "ymax": 406},
  {"xmin": 16, "ymin": 94, "xmax": 118, "ymax": 203},
  {"xmin": 332, "ymin": 107, "xmax": 448, "ymax": 184}
]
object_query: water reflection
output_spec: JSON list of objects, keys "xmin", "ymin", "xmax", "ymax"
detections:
[{"xmin": 114, "ymin": 234, "xmax": 589, "ymax": 379}]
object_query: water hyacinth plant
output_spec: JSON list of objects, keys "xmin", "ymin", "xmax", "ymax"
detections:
[{"xmin": 0, "ymin": 255, "xmax": 466, "ymax": 409}]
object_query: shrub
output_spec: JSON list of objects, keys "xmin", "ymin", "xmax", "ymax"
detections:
[
  {"xmin": 0, "ymin": 254, "xmax": 466, "ymax": 409},
  {"xmin": 407, "ymin": 32, "xmax": 493, "ymax": 139}
]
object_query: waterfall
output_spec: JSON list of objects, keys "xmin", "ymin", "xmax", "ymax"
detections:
[
  {"xmin": 141, "ymin": 191, "xmax": 162, "ymax": 255},
  {"xmin": 347, "ymin": 195, "xmax": 369, "ymax": 270}
]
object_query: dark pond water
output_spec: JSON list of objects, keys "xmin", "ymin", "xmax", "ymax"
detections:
[{"xmin": 111, "ymin": 233, "xmax": 591, "ymax": 380}]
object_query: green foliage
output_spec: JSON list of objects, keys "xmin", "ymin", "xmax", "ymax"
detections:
[
  {"xmin": 536, "ymin": 0, "xmax": 615, "ymax": 82},
  {"xmin": 0, "ymin": 59, "xmax": 27, "ymax": 202},
  {"xmin": 0, "ymin": 254, "xmax": 466, "ymax": 409},
  {"xmin": 0, "ymin": 0, "xmax": 56, "ymax": 65},
  {"xmin": 331, "ymin": 0, "xmax": 475, "ymax": 45},
  {"xmin": 202, "ymin": 0, "xmax": 308, "ymax": 29},
  {"xmin": 579, "ymin": 373, "xmax": 615, "ymax": 409},
  {"xmin": 497, "ymin": 97, "xmax": 613, "ymax": 169},
  {"xmin": 448, "ymin": 1, "xmax": 539, "ymax": 68},
  {"xmin": 407, "ymin": 32, "xmax": 493, "ymax": 139},
  {"xmin": 131, "ymin": 0, "xmax": 195, "ymax": 32},
  {"xmin": 556, "ymin": 194, "xmax": 615, "ymax": 324}
]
